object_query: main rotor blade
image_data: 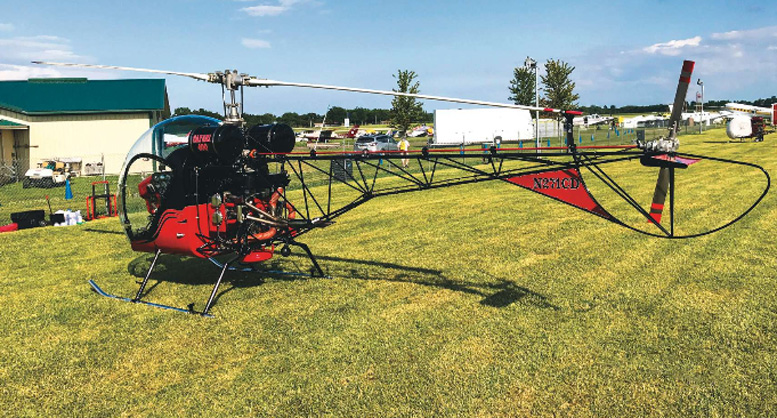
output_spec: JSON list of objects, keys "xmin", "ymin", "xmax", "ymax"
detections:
[
  {"xmin": 33, "ymin": 61, "xmax": 581, "ymax": 115},
  {"xmin": 246, "ymin": 78, "xmax": 577, "ymax": 115},
  {"xmin": 667, "ymin": 60, "xmax": 695, "ymax": 137},
  {"xmin": 31, "ymin": 61, "xmax": 212, "ymax": 82}
]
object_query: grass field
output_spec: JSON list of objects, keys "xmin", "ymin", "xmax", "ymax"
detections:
[{"xmin": 1, "ymin": 127, "xmax": 776, "ymax": 416}]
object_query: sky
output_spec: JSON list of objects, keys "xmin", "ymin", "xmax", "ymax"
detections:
[{"xmin": 0, "ymin": 0, "xmax": 776, "ymax": 115}]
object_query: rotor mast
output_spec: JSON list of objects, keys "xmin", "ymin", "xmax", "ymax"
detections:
[{"xmin": 214, "ymin": 70, "xmax": 248, "ymax": 125}]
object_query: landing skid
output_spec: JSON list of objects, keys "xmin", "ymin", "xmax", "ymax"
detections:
[
  {"xmin": 89, "ymin": 241, "xmax": 329, "ymax": 317},
  {"xmin": 88, "ymin": 249, "xmax": 230, "ymax": 317},
  {"xmin": 88, "ymin": 279, "xmax": 213, "ymax": 318}
]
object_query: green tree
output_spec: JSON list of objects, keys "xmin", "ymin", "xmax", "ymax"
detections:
[
  {"xmin": 540, "ymin": 59, "xmax": 579, "ymax": 114},
  {"xmin": 173, "ymin": 107, "xmax": 192, "ymax": 116},
  {"xmin": 348, "ymin": 107, "xmax": 369, "ymax": 125},
  {"xmin": 244, "ymin": 112, "xmax": 277, "ymax": 126},
  {"xmin": 278, "ymin": 112, "xmax": 301, "ymax": 126},
  {"xmin": 371, "ymin": 108, "xmax": 391, "ymax": 124},
  {"xmin": 508, "ymin": 66, "xmax": 536, "ymax": 108},
  {"xmin": 326, "ymin": 106, "xmax": 348, "ymax": 126},
  {"xmin": 173, "ymin": 107, "xmax": 223, "ymax": 120},
  {"xmin": 390, "ymin": 69, "xmax": 425, "ymax": 137}
]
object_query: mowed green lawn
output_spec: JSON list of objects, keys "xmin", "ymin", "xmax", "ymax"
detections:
[{"xmin": 1, "ymin": 128, "xmax": 776, "ymax": 416}]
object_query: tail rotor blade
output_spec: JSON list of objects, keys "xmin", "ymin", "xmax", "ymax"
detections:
[
  {"xmin": 649, "ymin": 168, "xmax": 670, "ymax": 224},
  {"xmin": 668, "ymin": 60, "xmax": 695, "ymax": 137},
  {"xmin": 648, "ymin": 60, "xmax": 694, "ymax": 226}
]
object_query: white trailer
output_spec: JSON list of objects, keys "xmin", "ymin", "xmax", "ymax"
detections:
[{"xmin": 433, "ymin": 108, "xmax": 534, "ymax": 145}]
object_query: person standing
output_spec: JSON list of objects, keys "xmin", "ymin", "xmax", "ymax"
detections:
[{"xmin": 398, "ymin": 136, "xmax": 410, "ymax": 168}]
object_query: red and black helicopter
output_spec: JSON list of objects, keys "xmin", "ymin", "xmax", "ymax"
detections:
[{"xmin": 34, "ymin": 60, "xmax": 770, "ymax": 316}]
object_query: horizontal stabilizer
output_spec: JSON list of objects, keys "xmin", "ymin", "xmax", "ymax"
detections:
[{"xmin": 640, "ymin": 155, "xmax": 701, "ymax": 169}]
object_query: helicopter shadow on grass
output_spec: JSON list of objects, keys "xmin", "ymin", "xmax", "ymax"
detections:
[
  {"xmin": 83, "ymin": 227, "xmax": 125, "ymax": 235},
  {"xmin": 126, "ymin": 251, "xmax": 559, "ymax": 312},
  {"xmin": 701, "ymin": 140, "xmax": 754, "ymax": 144}
]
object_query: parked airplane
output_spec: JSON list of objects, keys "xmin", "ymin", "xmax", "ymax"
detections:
[
  {"xmin": 667, "ymin": 104, "xmax": 726, "ymax": 125},
  {"xmin": 573, "ymin": 114, "xmax": 615, "ymax": 127},
  {"xmin": 408, "ymin": 125, "xmax": 433, "ymax": 137},
  {"xmin": 622, "ymin": 114, "xmax": 667, "ymax": 129}
]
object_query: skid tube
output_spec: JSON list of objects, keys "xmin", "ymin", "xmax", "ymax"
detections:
[
  {"xmin": 90, "ymin": 240, "xmax": 328, "ymax": 317},
  {"xmin": 88, "ymin": 279, "xmax": 214, "ymax": 318},
  {"xmin": 87, "ymin": 249, "xmax": 237, "ymax": 317}
]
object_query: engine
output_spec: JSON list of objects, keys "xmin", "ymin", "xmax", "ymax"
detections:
[{"xmin": 117, "ymin": 115, "xmax": 300, "ymax": 262}]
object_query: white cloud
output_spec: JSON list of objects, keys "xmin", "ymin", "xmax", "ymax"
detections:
[
  {"xmin": 0, "ymin": 63, "xmax": 116, "ymax": 81},
  {"xmin": 241, "ymin": 5, "xmax": 286, "ymax": 16},
  {"xmin": 242, "ymin": 38, "xmax": 271, "ymax": 48},
  {"xmin": 0, "ymin": 63, "xmax": 63, "ymax": 80},
  {"xmin": 239, "ymin": 0, "xmax": 315, "ymax": 17},
  {"xmin": 643, "ymin": 36, "xmax": 702, "ymax": 56},
  {"xmin": 0, "ymin": 35, "xmax": 87, "ymax": 62},
  {"xmin": 0, "ymin": 23, "xmax": 13, "ymax": 32},
  {"xmin": 712, "ymin": 30, "xmax": 742, "ymax": 40},
  {"xmin": 711, "ymin": 26, "xmax": 777, "ymax": 41}
]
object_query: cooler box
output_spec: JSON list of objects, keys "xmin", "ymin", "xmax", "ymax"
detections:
[{"xmin": 10, "ymin": 210, "xmax": 46, "ymax": 229}]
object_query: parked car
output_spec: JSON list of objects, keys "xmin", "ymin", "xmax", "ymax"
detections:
[{"xmin": 353, "ymin": 134, "xmax": 399, "ymax": 153}]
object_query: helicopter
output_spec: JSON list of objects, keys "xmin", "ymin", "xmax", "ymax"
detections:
[{"xmin": 33, "ymin": 60, "xmax": 770, "ymax": 317}]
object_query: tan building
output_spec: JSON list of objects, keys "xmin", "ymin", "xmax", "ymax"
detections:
[{"xmin": 0, "ymin": 78, "xmax": 169, "ymax": 179}]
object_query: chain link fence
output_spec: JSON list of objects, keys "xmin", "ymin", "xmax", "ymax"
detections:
[{"xmin": 0, "ymin": 154, "xmax": 125, "ymax": 226}]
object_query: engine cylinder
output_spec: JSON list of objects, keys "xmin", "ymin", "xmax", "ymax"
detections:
[{"xmin": 247, "ymin": 123, "xmax": 296, "ymax": 154}]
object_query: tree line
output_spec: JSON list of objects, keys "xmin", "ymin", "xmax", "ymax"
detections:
[{"xmin": 173, "ymin": 105, "xmax": 433, "ymax": 128}]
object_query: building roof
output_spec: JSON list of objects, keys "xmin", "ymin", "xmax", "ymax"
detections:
[
  {"xmin": 0, "ymin": 78, "xmax": 167, "ymax": 115},
  {"xmin": 0, "ymin": 119, "xmax": 27, "ymax": 128}
]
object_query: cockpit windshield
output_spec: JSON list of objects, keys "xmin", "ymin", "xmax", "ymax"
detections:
[{"xmin": 117, "ymin": 115, "xmax": 221, "ymax": 240}]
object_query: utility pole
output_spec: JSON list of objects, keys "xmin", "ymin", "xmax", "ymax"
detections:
[
  {"xmin": 697, "ymin": 78, "xmax": 704, "ymax": 134},
  {"xmin": 524, "ymin": 57, "xmax": 539, "ymax": 150}
]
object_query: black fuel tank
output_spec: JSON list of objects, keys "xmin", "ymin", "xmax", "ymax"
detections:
[{"xmin": 247, "ymin": 123, "xmax": 296, "ymax": 154}]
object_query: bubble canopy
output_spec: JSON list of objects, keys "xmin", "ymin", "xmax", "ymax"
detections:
[{"xmin": 117, "ymin": 115, "xmax": 221, "ymax": 240}]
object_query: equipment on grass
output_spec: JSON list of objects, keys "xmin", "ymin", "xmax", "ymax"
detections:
[
  {"xmin": 11, "ymin": 210, "xmax": 47, "ymax": 229},
  {"xmin": 85, "ymin": 180, "xmax": 117, "ymax": 220},
  {"xmin": 33, "ymin": 60, "xmax": 770, "ymax": 316}
]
